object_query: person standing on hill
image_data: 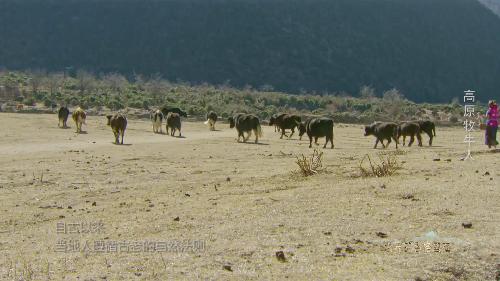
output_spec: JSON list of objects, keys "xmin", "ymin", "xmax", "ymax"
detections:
[{"xmin": 485, "ymin": 100, "xmax": 499, "ymax": 149}]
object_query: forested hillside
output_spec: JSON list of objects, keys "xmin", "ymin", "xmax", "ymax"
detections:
[{"xmin": 1, "ymin": 0, "xmax": 500, "ymax": 102}]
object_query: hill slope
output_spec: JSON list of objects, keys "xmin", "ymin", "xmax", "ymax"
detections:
[
  {"xmin": 478, "ymin": 0, "xmax": 500, "ymax": 16},
  {"xmin": 1, "ymin": 0, "xmax": 500, "ymax": 102}
]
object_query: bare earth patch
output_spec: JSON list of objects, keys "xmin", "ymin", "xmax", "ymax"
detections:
[{"xmin": 0, "ymin": 113, "xmax": 498, "ymax": 280}]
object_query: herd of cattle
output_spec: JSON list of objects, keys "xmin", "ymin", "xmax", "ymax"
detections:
[{"xmin": 56, "ymin": 106, "xmax": 436, "ymax": 148}]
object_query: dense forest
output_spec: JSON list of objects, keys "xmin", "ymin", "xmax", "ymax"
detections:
[{"xmin": 1, "ymin": 0, "xmax": 500, "ymax": 103}]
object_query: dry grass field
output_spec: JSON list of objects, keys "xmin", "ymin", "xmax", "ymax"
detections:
[{"xmin": 0, "ymin": 112, "xmax": 498, "ymax": 281}]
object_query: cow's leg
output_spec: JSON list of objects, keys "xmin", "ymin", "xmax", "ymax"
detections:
[
  {"xmin": 409, "ymin": 135, "xmax": 414, "ymax": 147},
  {"xmin": 245, "ymin": 130, "xmax": 252, "ymax": 141},
  {"xmin": 121, "ymin": 129, "xmax": 125, "ymax": 144},
  {"xmin": 428, "ymin": 133, "xmax": 433, "ymax": 146},
  {"xmin": 314, "ymin": 137, "xmax": 319, "ymax": 145},
  {"xmin": 329, "ymin": 135, "xmax": 334, "ymax": 149},
  {"xmin": 417, "ymin": 133, "xmax": 422, "ymax": 147},
  {"xmin": 280, "ymin": 129, "xmax": 285, "ymax": 139},
  {"xmin": 289, "ymin": 128, "xmax": 295, "ymax": 139},
  {"xmin": 374, "ymin": 138, "xmax": 380, "ymax": 149},
  {"xmin": 309, "ymin": 135, "xmax": 313, "ymax": 148},
  {"xmin": 254, "ymin": 129, "xmax": 259, "ymax": 143},
  {"xmin": 386, "ymin": 137, "xmax": 392, "ymax": 148},
  {"xmin": 113, "ymin": 130, "xmax": 119, "ymax": 144},
  {"xmin": 392, "ymin": 136, "xmax": 399, "ymax": 149},
  {"xmin": 323, "ymin": 137, "xmax": 328, "ymax": 148},
  {"xmin": 402, "ymin": 135, "xmax": 406, "ymax": 146},
  {"xmin": 179, "ymin": 128, "xmax": 181, "ymax": 137}
]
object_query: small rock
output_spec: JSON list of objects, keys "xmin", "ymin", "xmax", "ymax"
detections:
[
  {"xmin": 334, "ymin": 246, "xmax": 342, "ymax": 253},
  {"xmin": 433, "ymin": 158, "xmax": 440, "ymax": 161},
  {"xmin": 484, "ymin": 171, "xmax": 490, "ymax": 176},
  {"xmin": 323, "ymin": 231, "xmax": 332, "ymax": 236},
  {"xmin": 148, "ymin": 204, "xmax": 154, "ymax": 208},
  {"xmin": 376, "ymin": 232, "xmax": 388, "ymax": 238},
  {"xmin": 380, "ymin": 184, "xmax": 386, "ymax": 189},
  {"xmin": 68, "ymin": 206, "xmax": 72, "ymax": 209},
  {"xmin": 185, "ymin": 193, "xmax": 191, "ymax": 197},
  {"xmin": 462, "ymin": 222, "xmax": 472, "ymax": 229},
  {"xmin": 275, "ymin": 251, "xmax": 287, "ymax": 262},
  {"xmin": 223, "ymin": 265, "xmax": 233, "ymax": 272},
  {"xmin": 226, "ymin": 177, "xmax": 231, "ymax": 182},
  {"xmin": 92, "ymin": 202, "xmax": 97, "ymax": 206},
  {"xmin": 345, "ymin": 246, "xmax": 355, "ymax": 253},
  {"xmin": 173, "ymin": 217, "xmax": 180, "ymax": 221}
]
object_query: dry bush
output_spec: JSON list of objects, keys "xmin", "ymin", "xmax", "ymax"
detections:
[
  {"xmin": 295, "ymin": 149, "xmax": 324, "ymax": 176},
  {"xmin": 359, "ymin": 153, "xmax": 402, "ymax": 177}
]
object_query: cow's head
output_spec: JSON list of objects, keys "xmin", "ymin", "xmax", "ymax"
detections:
[
  {"xmin": 180, "ymin": 110, "xmax": 188, "ymax": 117},
  {"xmin": 228, "ymin": 116, "xmax": 235, "ymax": 128},
  {"xmin": 269, "ymin": 116, "xmax": 276, "ymax": 126},
  {"xmin": 106, "ymin": 115, "xmax": 113, "ymax": 126},
  {"xmin": 298, "ymin": 121, "xmax": 306, "ymax": 137},
  {"xmin": 364, "ymin": 124, "xmax": 375, "ymax": 136}
]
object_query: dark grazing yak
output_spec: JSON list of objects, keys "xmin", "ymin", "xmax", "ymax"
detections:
[
  {"xmin": 364, "ymin": 122, "xmax": 399, "ymax": 149},
  {"xmin": 397, "ymin": 122, "xmax": 422, "ymax": 147},
  {"xmin": 204, "ymin": 111, "xmax": 218, "ymax": 131},
  {"xmin": 166, "ymin": 112, "xmax": 182, "ymax": 137},
  {"xmin": 298, "ymin": 117, "xmax": 334, "ymax": 148},
  {"xmin": 415, "ymin": 120, "xmax": 436, "ymax": 146},
  {"xmin": 58, "ymin": 106, "xmax": 70, "ymax": 128},
  {"xmin": 228, "ymin": 113, "xmax": 263, "ymax": 143},
  {"xmin": 106, "ymin": 114, "xmax": 127, "ymax": 144},
  {"xmin": 269, "ymin": 114, "xmax": 302, "ymax": 139},
  {"xmin": 161, "ymin": 107, "xmax": 187, "ymax": 118}
]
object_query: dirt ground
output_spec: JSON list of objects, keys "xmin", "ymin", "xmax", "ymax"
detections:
[{"xmin": 0, "ymin": 112, "xmax": 498, "ymax": 281}]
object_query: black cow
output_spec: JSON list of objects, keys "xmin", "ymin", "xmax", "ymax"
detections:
[
  {"xmin": 298, "ymin": 117, "xmax": 334, "ymax": 149},
  {"xmin": 58, "ymin": 106, "xmax": 70, "ymax": 128},
  {"xmin": 161, "ymin": 107, "xmax": 188, "ymax": 118},
  {"xmin": 269, "ymin": 114, "xmax": 302, "ymax": 139},
  {"xmin": 270, "ymin": 113, "xmax": 286, "ymax": 132},
  {"xmin": 397, "ymin": 122, "xmax": 422, "ymax": 147},
  {"xmin": 166, "ymin": 112, "xmax": 182, "ymax": 137},
  {"xmin": 106, "ymin": 114, "xmax": 127, "ymax": 144},
  {"xmin": 204, "ymin": 111, "xmax": 218, "ymax": 130},
  {"xmin": 228, "ymin": 113, "xmax": 263, "ymax": 143},
  {"xmin": 415, "ymin": 120, "xmax": 436, "ymax": 146},
  {"xmin": 364, "ymin": 122, "xmax": 399, "ymax": 149}
]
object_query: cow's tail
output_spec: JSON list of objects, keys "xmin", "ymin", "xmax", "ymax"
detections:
[{"xmin": 256, "ymin": 124, "xmax": 263, "ymax": 138}]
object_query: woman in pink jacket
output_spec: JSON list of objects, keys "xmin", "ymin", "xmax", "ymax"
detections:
[{"xmin": 485, "ymin": 100, "xmax": 499, "ymax": 148}]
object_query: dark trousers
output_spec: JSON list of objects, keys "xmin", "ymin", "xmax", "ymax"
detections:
[{"xmin": 485, "ymin": 125, "xmax": 498, "ymax": 146}]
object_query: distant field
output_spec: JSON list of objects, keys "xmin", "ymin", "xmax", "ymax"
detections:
[{"xmin": 0, "ymin": 113, "xmax": 498, "ymax": 280}]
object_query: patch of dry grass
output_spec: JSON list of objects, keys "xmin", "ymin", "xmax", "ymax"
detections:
[
  {"xmin": 295, "ymin": 149, "xmax": 324, "ymax": 177},
  {"xmin": 358, "ymin": 153, "xmax": 402, "ymax": 177}
]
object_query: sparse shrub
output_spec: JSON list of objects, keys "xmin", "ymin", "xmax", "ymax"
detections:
[
  {"xmin": 295, "ymin": 149, "xmax": 324, "ymax": 177},
  {"xmin": 358, "ymin": 153, "xmax": 402, "ymax": 177}
]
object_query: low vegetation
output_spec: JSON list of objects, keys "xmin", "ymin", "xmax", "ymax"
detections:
[
  {"xmin": 0, "ymin": 70, "xmax": 478, "ymax": 124},
  {"xmin": 358, "ymin": 153, "xmax": 402, "ymax": 177},
  {"xmin": 295, "ymin": 149, "xmax": 324, "ymax": 177}
]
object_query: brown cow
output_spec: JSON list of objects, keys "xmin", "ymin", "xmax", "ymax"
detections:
[
  {"xmin": 72, "ymin": 107, "xmax": 87, "ymax": 133},
  {"xmin": 166, "ymin": 112, "xmax": 182, "ymax": 137},
  {"xmin": 106, "ymin": 114, "xmax": 127, "ymax": 144}
]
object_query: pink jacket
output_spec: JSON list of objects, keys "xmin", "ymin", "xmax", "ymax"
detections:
[{"xmin": 487, "ymin": 105, "xmax": 499, "ymax": 127}]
